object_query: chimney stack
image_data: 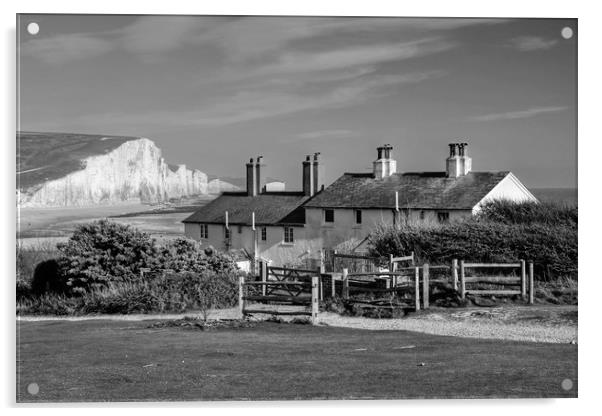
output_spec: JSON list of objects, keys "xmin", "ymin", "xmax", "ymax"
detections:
[
  {"xmin": 373, "ymin": 144, "xmax": 397, "ymax": 179},
  {"xmin": 302, "ymin": 155, "xmax": 314, "ymax": 196},
  {"xmin": 446, "ymin": 142, "xmax": 472, "ymax": 178},
  {"xmin": 255, "ymin": 156, "xmax": 263, "ymax": 196},
  {"xmin": 312, "ymin": 152, "xmax": 322, "ymax": 195},
  {"xmin": 246, "ymin": 158, "xmax": 257, "ymax": 196}
]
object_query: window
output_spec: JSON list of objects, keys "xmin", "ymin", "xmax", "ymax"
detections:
[
  {"xmin": 420, "ymin": 211, "xmax": 425, "ymax": 220},
  {"xmin": 237, "ymin": 225, "xmax": 242, "ymax": 234},
  {"xmin": 200, "ymin": 224, "xmax": 208, "ymax": 239},
  {"xmin": 437, "ymin": 212, "xmax": 450, "ymax": 223},
  {"xmin": 284, "ymin": 227, "xmax": 294, "ymax": 243},
  {"xmin": 261, "ymin": 227, "xmax": 267, "ymax": 241},
  {"xmin": 224, "ymin": 227, "xmax": 231, "ymax": 239},
  {"xmin": 355, "ymin": 209, "xmax": 362, "ymax": 225},
  {"xmin": 324, "ymin": 209, "xmax": 335, "ymax": 223}
]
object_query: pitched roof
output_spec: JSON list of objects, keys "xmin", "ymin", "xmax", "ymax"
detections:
[
  {"xmin": 183, "ymin": 192, "xmax": 310, "ymax": 226},
  {"xmin": 303, "ymin": 171, "xmax": 510, "ymax": 210}
]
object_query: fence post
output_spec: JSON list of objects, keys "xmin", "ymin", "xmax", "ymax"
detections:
[
  {"xmin": 452, "ymin": 259, "xmax": 458, "ymax": 291},
  {"xmin": 238, "ymin": 274, "xmax": 245, "ymax": 319},
  {"xmin": 520, "ymin": 260, "xmax": 527, "ymax": 298},
  {"xmin": 459, "ymin": 260, "xmax": 466, "ymax": 300},
  {"xmin": 414, "ymin": 267, "xmax": 421, "ymax": 311},
  {"xmin": 389, "ymin": 254, "xmax": 395, "ymax": 287},
  {"xmin": 311, "ymin": 276, "xmax": 319, "ymax": 325},
  {"xmin": 317, "ymin": 267, "xmax": 324, "ymax": 301},
  {"xmin": 423, "ymin": 263, "xmax": 430, "ymax": 309},
  {"xmin": 342, "ymin": 268, "xmax": 349, "ymax": 300},
  {"xmin": 261, "ymin": 261, "xmax": 267, "ymax": 296},
  {"xmin": 332, "ymin": 250, "xmax": 337, "ymax": 272},
  {"xmin": 331, "ymin": 274, "xmax": 336, "ymax": 298},
  {"xmin": 528, "ymin": 261, "xmax": 534, "ymax": 304}
]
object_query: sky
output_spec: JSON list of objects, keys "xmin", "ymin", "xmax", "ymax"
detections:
[{"xmin": 17, "ymin": 15, "xmax": 577, "ymax": 189}]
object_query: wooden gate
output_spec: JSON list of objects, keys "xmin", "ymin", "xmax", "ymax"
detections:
[{"xmin": 239, "ymin": 266, "xmax": 321, "ymax": 323}]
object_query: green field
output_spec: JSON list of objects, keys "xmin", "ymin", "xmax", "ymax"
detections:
[{"xmin": 17, "ymin": 320, "xmax": 577, "ymax": 402}]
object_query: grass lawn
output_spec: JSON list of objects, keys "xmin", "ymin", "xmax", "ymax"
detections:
[{"xmin": 16, "ymin": 320, "xmax": 577, "ymax": 402}]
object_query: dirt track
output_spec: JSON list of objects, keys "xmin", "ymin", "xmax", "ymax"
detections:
[{"xmin": 18, "ymin": 305, "xmax": 577, "ymax": 344}]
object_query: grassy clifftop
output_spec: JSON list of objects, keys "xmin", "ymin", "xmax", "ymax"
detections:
[{"xmin": 17, "ymin": 131, "xmax": 139, "ymax": 190}]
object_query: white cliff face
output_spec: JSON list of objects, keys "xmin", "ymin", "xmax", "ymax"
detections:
[
  {"xmin": 207, "ymin": 179, "xmax": 241, "ymax": 194},
  {"xmin": 19, "ymin": 138, "xmax": 208, "ymax": 207}
]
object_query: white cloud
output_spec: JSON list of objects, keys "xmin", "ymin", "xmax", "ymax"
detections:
[
  {"xmin": 254, "ymin": 38, "xmax": 454, "ymax": 76},
  {"xmin": 470, "ymin": 106, "xmax": 568, "ymax": 121},
  {"xmin": 293, "ymin": 129, "xmax": 358, "ymax": 141},
  {"xmin": 73, "ymin": 71, "xmax": 443, "ymax": 128},
  {"xmin": 21, "ymin": 34, "xmax": 113, "ymax": 64},
  {"xmin": 509, "ymin": 36, "xmax": 559, "ymax": 51}
]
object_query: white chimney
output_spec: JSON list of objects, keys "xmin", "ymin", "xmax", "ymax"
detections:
[
  {"xmin": 373, "ymin": 144, "xmax": 397, "ymax": 179},
  {"xmin": 458, "ymin": 142, "xmax": 472, "ymax": 176},
  {"xmin": 446, "ymin": 142, "xmax": 472, "ymax": 178}
]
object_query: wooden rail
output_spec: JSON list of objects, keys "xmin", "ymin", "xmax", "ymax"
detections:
[
  {"xmin": 239, "ymin": 273, "xmax": 319, "ymax": 324},
  {"xmin": 457, "ymin": 259, "xmax": 534, "ymax": 304}
]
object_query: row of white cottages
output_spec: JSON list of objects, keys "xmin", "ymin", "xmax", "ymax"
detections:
[{"xmin": 183, "ymin": 143, "xmax": 537, "ymax": 267}]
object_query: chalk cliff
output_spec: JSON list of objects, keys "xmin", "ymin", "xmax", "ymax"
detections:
[{"xmin": 18, "ymin": 136, "xmax": 210, "ymax": 207}]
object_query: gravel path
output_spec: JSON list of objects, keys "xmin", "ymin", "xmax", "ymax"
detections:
[
  {"xmin": 319, "ymin": 306, "xmax": 577, "ymax": 344},
  {"xmin": 18, "ymin": 305, "xmax": 577, "ymax": 344}
]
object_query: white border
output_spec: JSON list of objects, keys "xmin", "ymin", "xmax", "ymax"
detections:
[{"xmin": 2, "ymin": 1, "xmax": 599, "ymax": 414}]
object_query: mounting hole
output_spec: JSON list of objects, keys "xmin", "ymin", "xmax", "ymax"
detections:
[
  {"xmin": 27, "ymin": 382, "xmax": 39, "ymax": 395},
  {"xmin": 27, "ymin": 22, "xmax": 40, "ymax": 35},
  {"xmin": 561, "ymin": 27, "xmax": 573, "ymax": 40},
  {"xmin": 561, "ymin": 378, "xmax": 573, "ymax": 391}
]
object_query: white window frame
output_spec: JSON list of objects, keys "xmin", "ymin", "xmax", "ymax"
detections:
[
  {"xmin": 200, "ymin": 223, "xmax": 208, "ymax": 239},
  {"xmin": 283, "ymin": 226, "xmax": 294, "ymax": 244}
]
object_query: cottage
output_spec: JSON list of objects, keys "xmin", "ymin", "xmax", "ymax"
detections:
[
  {"xmin": 183, "ymin": 142, "xmax": 537, "ymax": 266},
  {"xmin": 183, "ymin": 154, "xmax": 323, "ymax": 266}
]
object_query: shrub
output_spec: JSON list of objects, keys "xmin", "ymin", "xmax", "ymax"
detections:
[
  {"xmin": 56, "ymin": 219, "xmax": 158, "ymax": 293},
  {"xmin": 16, "ymin": 240, "xmax": 59, "ymax": 283},
  {"xmin": 476, "ymin": 200, "xmax": 577, "ymax": 226},
  {"xmin": 30, "ymin": 259, "xmax": 67, "ymax": 295},
  {"xmin": 17, "ymin": 269, "xmax": 242, "ymax": 316},
  {"xmin": 155, "ymin": 238, "xmax": 238, "ymax": 276},
  {"xmin": 368, "ymin": 220, "xmax": 577, "ymax": 280}
]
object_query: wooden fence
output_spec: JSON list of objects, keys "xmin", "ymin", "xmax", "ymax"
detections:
[
  {"xmin": 457, "ymin": 260, "xmax": 534, "ymax": 304},
  {"xmin": 239, "ymin": 265, "xmax": 321, "ymax": 324},
  {"xmin": 241, "ymin": 257, "xmax": 536, "ymax": 321},
  {"xmin": 336, "ymin": 266, "xmax": 421, "ymax": 311}
]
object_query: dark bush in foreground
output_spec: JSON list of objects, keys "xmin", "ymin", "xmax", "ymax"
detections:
[
  {"xmin": 30, "ymin": 259, "xmax": 66, "ymax": 295},
  {"xmin": 368, "ymin": 221, "xmax": 577, "ymax": 280},
  {"xmin": 17, "ymin": 270, "xmax": 242, "ymax": 316}
]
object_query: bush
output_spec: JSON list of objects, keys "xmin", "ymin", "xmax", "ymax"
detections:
[
  {"xmin": 368, "ymin": 220, "xmax": 577, "ymax": 281},
  {"xmin": 155, "ymin": 238, "xmax": 238, "ymax": 276},
  {"xmin": 16, "ymin": 240, "xmax": 59, "ymax": 283},
  {"xmin": 30, "ymin": 259, "xmax": 67, "ymax": 295},
  {"xmin": 17, "ymin": 269, "xmax": 242, "ymax": 316},
  {"xmin": 476, "ymin": 200, "xmax": 577, "ymax": 226},
  {"xmin": 47, "ymin": 220, "xmax": 238, "ymax": 295},
  {"xmin": 56, "ymin": 220, "xmax": 158, "ymax": 293}
]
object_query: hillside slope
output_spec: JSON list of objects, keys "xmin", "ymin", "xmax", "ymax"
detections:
[{"xmin": 17, "ymin": 132, "xmax": 212, "ymax": 207}]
